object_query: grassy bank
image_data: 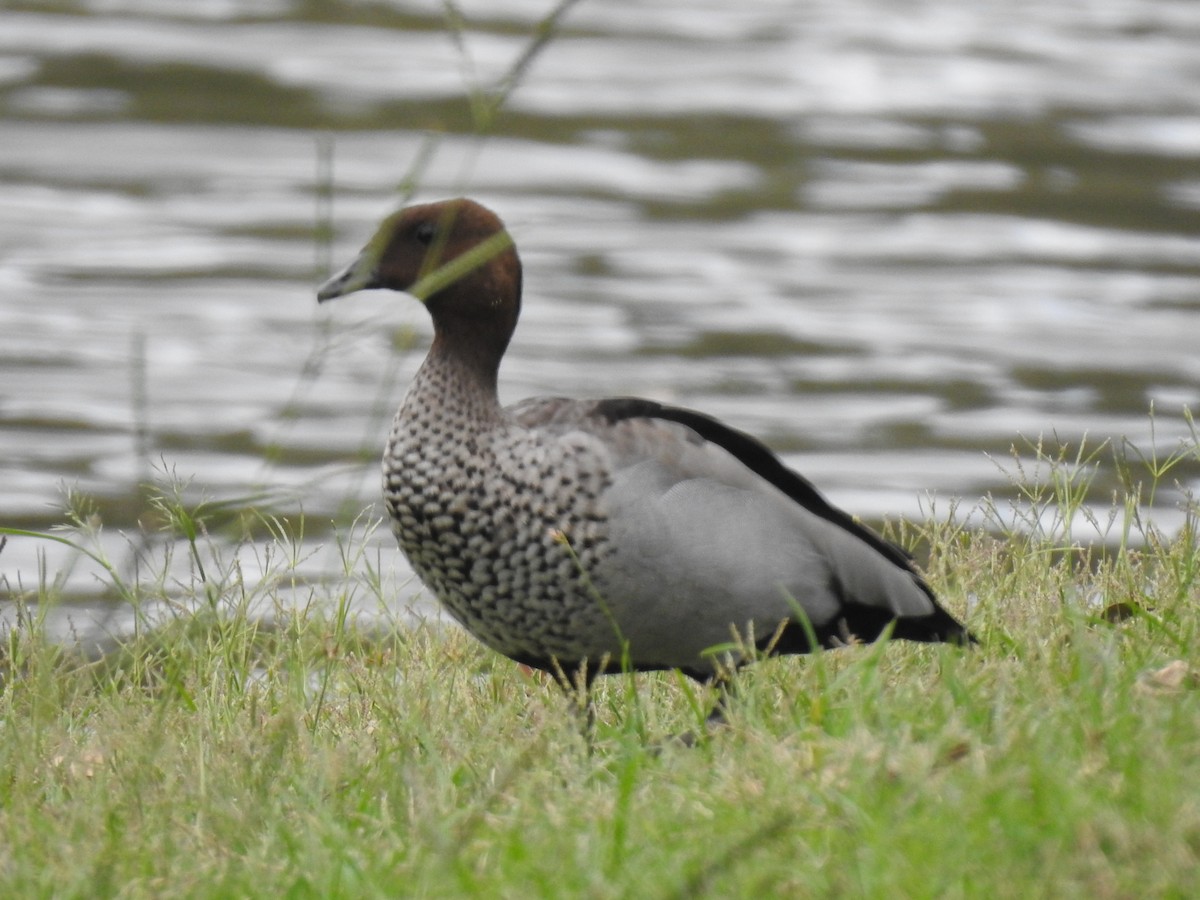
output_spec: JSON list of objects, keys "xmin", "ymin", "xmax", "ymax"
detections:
[{"xmin": 2, "ymin": 434, "xmax": 1199, "ymax": 898}]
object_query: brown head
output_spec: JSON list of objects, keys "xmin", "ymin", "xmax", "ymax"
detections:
[{"xmin": 318, "ymin": 198, "xmax": 523, "ymax": 376}]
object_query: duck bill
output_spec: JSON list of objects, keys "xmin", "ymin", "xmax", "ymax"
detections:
[{"xmin": 317, "ymin": 251, "xmax": 380, "ymax": 302}]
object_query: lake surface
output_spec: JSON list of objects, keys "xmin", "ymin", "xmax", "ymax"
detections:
[{"xmin": 2, "ymin": 0, "xmax": 1199, "ymax": 647}]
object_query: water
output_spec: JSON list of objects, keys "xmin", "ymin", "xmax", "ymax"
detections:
[{"xmin": 2, "ymin": 0, "xmax": 1199, "ymax": 645}]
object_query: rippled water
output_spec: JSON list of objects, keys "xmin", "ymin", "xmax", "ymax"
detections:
[{"xmin": 2, "ymin": 0, "xmax": 1199, "ymax": 641}]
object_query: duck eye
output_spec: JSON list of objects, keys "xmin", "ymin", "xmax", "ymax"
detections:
[{"xmin": 414, "ymin": 221, "xmax": 436, "ymax": 245}]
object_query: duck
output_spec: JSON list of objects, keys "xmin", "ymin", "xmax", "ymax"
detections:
[{"xmin": 318, "ymin": 197, "xmax": 973, "ymax": 718}]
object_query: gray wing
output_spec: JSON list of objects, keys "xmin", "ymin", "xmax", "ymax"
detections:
[{"xmin": 509, "ymin": 395, "xmax": 968, "ymax": 674}]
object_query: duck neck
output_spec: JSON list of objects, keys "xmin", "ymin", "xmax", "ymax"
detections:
[{"xmin": 408, "ymin": 326, "xmax": 507, "ymax": 429}]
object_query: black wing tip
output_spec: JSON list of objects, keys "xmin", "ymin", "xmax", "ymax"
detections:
[
  {"xmin": 893, "ymin": 610, "xmax": 978, "ymax": 647},
  {"xmin": 762, "ymin": 604, "xmax": 976, "ymax": 655},
  {"xmin": 929, "ymin": 623, "xmax": 979, "ymax": 646}
]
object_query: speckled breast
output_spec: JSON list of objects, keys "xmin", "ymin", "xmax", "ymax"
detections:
[{"xmin": 381, "ymin": 412, "xmax": 619, "ymax": 664}]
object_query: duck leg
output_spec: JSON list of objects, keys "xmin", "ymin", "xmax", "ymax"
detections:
[{"xmin": 549, "ymin": 658, "xmax": 600, "ymax": 749}]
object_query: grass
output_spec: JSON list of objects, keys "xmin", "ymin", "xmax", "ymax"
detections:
[{"xmin": 2, "ymin": 424, "xmax": 1199, "ymax": 898}]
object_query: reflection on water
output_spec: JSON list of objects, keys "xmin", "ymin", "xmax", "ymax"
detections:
[{"xmin": 1, "ymin": 0, "xmax": 1198, "ymax": 638}]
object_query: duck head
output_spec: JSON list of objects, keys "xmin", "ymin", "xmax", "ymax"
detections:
[{"xmin": 318, "ymin": 198, "xmax": 523, "ymax": 373}]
